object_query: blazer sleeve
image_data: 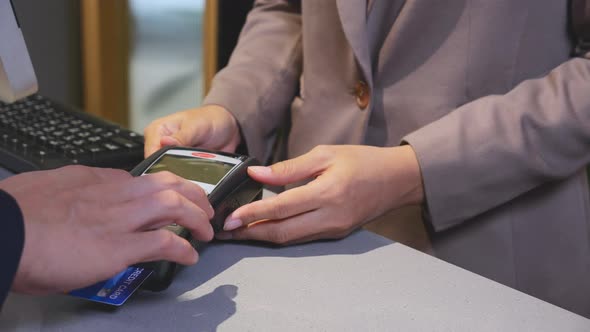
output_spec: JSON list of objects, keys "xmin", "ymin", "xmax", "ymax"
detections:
[
  {"xmin": 403, "ymin": 57, "xmax": 590, "ymax": 232},
  {"xmin": 0, "ymin": 189, "xmax": 25, "ymax": 307},
  {"xmin": 202, "ymin": 0, "xmax": 303, "ymax": 162}
]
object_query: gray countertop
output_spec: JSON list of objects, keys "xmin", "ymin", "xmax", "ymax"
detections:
[{"xmin": 1, "ymin": 230, "xmax": 588, "ymax": 331}]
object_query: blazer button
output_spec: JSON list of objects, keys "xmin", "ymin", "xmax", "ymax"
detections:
[{"xmin": 355, "ymin": 80, "xmax": 370, "ymax": 110}]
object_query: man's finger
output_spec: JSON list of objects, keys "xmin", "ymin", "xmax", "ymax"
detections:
[
  {"xmin": 8, "ymin": 166, "xmax": 130, "ymax": 194},
  {"xmin": 109, "ymin": 189, "xmax": 214, "ymax": 241},
  {"xmin": 82, "ymin": 172, "xmax": 214, "ymax": 218},
  {"xmin": 53, "ymin": 166, "xmax": 131, "ymax": 185},
  {"xmin": 125, "ymin": 229, "xmax": 198, "ymax": 266},
  {"xmin": 224, "ymin": 182, "xmax": 321, "ymax": 231}
]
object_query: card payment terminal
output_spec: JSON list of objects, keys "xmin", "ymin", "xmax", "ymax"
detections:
[{"xmin": 130, "ymin": 146, "xmax": 263, "ymax": 291}]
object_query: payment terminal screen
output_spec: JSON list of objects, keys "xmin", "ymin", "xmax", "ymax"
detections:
[{"xmin": 145, "ymin": 154, "xmax": 235, "ymax": 185}]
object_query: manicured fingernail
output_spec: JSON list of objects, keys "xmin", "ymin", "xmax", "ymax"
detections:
[
  {"xmin": 216, "ymin": 232, "xmax": 233, "ymax": 240},
  {"xmin": 248, "ymin": 166, "xmax": 272, "ymax": 176},
  {"xmin": 224, "ymin": 218, "xmax": 243, "ymax": 231}
]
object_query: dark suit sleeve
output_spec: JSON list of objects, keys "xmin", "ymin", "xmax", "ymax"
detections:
[{"xmin": 0, "ymin": 189, "xmax": 24, "ymax": 307}]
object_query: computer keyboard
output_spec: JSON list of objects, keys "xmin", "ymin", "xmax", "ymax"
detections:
[{"xmin": 0, "ymin": 94, "xmax": 145, "ymax": 173}]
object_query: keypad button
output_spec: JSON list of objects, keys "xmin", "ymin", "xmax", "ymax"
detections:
[{"xmin": 103, "ymin": 143, "xmax": 120, "ymax": 151}]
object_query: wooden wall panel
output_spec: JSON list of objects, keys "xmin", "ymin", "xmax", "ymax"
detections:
[
  {"xmin": 204, "ymin": 0, "xmax": 219, "ymax": 95},
  {"xmin": 81, "ymin": 0, "xmax": 129, "ymax": 127}
]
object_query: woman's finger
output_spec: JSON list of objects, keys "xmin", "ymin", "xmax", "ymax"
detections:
[{"xmin": 224, "ymin": 181, "xmax": 322, "ymax": 231}]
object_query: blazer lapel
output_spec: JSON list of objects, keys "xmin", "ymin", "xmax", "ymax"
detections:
[{"xmin": 336, "ymin": 0, "xmax": 373, "ymax": 84}]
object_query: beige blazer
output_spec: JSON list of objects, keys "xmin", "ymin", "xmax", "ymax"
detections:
[{"xmin": 204, "ymin": 0, "xmax": 590, "ymax": 317}]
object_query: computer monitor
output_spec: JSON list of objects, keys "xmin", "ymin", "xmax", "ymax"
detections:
[{"xmin": 0, "ymin": 0, "xmax": 37, "ymax": 103}]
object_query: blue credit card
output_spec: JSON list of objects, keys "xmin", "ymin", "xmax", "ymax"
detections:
[{"xmin": 68, "ymin": 266, "xmax": 153, "ymax": 306}]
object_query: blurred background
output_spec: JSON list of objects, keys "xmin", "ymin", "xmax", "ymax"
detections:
[
  {"xmin": 128, "ymin": 0, "xmax": 204, "ymax": 132},
  {"xmin": 12, "ymin": 0, "xmax": 253, "ymax": 132}
]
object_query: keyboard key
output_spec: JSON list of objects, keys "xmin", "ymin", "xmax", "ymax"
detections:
[
  {"xmin": 35, "ymin": 150, "xmax": 48, "ymax": 162},
  {"xmin": 48, "ymin": 140, "xmax": 64, "ymax": 149},
  {"xmin": 112, "ymin": 137, "xmax": 138, "ymax": 149},
  {"xmin": 67, "ymin": 149, "xmax": 90, "ymax": 164},
  {"xmin": 88, "ymin": 145, "xmax": 104, "ymax": 153},
  {"xmin": 88, "ymin": 145, "xmax": 105, "ymax": 159},
  {"xmin": 88, "ymin": 136, "xmax": 101, "ymax": 143},
  {"xmin": 62, "ymin": 144, "xmax": 75, "ymax": 151},
  {"xmin": 103, "ymin": 143, "xmax": 120, "ymax": 151},
  {"xmin": 0, "ymin": 94, "xmax": 144, "ymax": 172},
  {"xmin": 20, "ymin": 142, "xmax": 29, "ymax": 153},
  {"xmin": 67, "ymin": 148, "xmax": 86, "ymax": 157},
  {"xmin": 37, "ymin": 136, "xmax": 49, "ymax": 145}
]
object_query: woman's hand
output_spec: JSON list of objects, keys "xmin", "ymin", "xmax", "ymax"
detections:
[
  {"xmin": 218, "ymin": 145, "xmax": 424, "ymax": 245},
  {"xmin": 143, "ymin": 104, "xmax": 241, "ymax": 157}
]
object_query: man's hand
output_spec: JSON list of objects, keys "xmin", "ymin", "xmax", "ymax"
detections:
[
  {"xmin": 217, "ymin": 145, "xmax": 424, "ymax": 245},
  {"xmin": 143, "ymin": 105, "xmax": 241, "ymax": 157},
  {"xmin": 0, "ymin": 165, "xmax": 215, "ymax": 294}
]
